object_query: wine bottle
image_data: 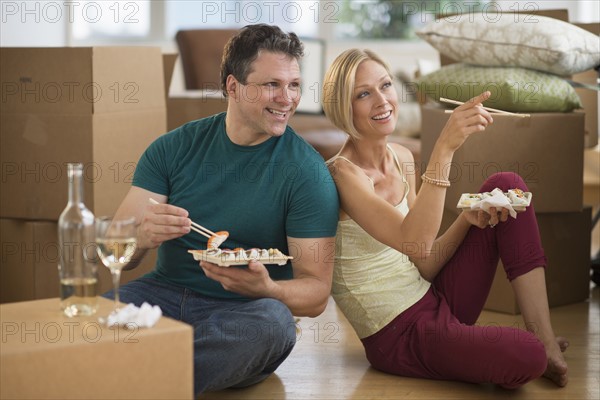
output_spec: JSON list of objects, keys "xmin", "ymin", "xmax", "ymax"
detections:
[{"xmin": 58, "ymin": 163, "xmax": 98, "ymax": 317}]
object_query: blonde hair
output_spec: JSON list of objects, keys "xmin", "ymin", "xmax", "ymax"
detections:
[{"xmin": 322, "ymin": 49, "xmax": 392, "ymax": 140}]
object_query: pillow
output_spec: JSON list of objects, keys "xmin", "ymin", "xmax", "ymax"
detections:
[
  {"xmin": 416, "ymin": 14, "xmax": 600, "ymax": 76},
  {"xmin": 417, "ymin": 64, "xmax": 582, "ymax": 112}
]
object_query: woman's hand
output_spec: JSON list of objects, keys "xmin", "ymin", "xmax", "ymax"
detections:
[
  {"xmin": 436, "ymin": 91, "xmax": 494, "ymax": 153},
  {"xmin": 462, "ymin": 207, "xmax": 510, "ymax": 229}
]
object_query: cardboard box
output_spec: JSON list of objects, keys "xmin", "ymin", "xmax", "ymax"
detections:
[
  {"xmin": 0, "ymin": 297, "xmax": 193, "ymax": 399},
  {"xmin": 583, "ymin": 147, "xmax": 600, "ymax": 205},
  {"xmin": 1, "ymin": 218, "xmax": 157, "ymax": 304},
  {"xmin": 574, "ymin": 23, "xmax": 599, "ymax": 149},
  {"xmin": 0, "ymin": 47, "xmax": 167, "ymax": 220},
  {"xmin": 420, "ymin": 103, "xmax": 585, "ymax": 213},
  {"xmin": 162, "ymin": 53, "xmax": 178, "ymax": 98},
  {"xmin": 0, "ymin": 219, "xmax": 57, "ymax": 302},
  {"xmin": 574, "ymin": 70, "xmax": 599, "ymax": 149},
  {"xmin": 484, "ymin": 207, "xmax": 592, "ymax": 314},
  {"xmin": 167, "ymin": 90, "xmax": 228, "ymax": 131}
]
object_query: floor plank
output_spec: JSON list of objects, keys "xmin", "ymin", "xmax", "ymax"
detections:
[{"xmin": 199, "ymin": 286, "xmax": 599, "ymax": 400}]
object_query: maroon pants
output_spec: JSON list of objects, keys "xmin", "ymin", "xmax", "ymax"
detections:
[{"xmin": 361, "ymin": 172, "xmax": 548, "ymax": 389}]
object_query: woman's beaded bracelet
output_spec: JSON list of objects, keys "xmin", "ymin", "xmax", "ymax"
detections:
[{"xmin": 421, "ymin": 174, "xmax": 451, "ymax": 188}]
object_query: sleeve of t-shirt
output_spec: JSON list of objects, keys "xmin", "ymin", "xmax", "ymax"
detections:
[
  {"xmin": 286, "ymin": 156, "xmax": 339, "ymax": 238},
  {"xmin": 132, "ymin": 132, "xmax": 173, "ymax": 196}
]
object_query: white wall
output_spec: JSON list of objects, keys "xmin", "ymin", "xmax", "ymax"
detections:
[
  {"xmin": 1, "ymin": 1, "xmax": 67, "ymax": 46},
  {"xmin": 497, "ymin": 0, "xmax": 597, "ymax": 22},
  {"xmin": 3, "ymin": 1, "xmax": 597, "ymax": 48},
  {"xmin": 1, "ymin": 0, "xmax": 597, "ymax": 91},
  {"xmin": 326, "ymin": 40, "xmax": 440, "ymax": 77}
]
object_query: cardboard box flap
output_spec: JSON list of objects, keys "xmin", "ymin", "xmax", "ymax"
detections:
[
  {"xmin": 573, "ymin": 23, "xmax": 600, "ymax": 148},
  {"xmin": 1, "ymin": 47, "xmax": 165, "ymax": 115},
  {"xmin": 1, "ymin": 47, "xmax": 94, "ymax": 115},
  {"xmin": 1, "ymin": 219, "xmax": 36, "ymax": 302},
  {"xmin": 163, "ymin": 53, "xmax": 178, "ymax": 97},
  {"xmin": 92, "ymin": 47, "xmax": 166, "ymax": 114},
  {"xmin": 0, "ymin": 114, "xmax": 93, "ymax": 220},
  {"xmin": 575, "ymin": 22, "xmax": 600, "ymax": 35},
  {"xmin": 0, "ymin": 297, "xmax": 193, "ymax": 398},
  {"xmin": 0, "ymin": 110, "xmax": 165, "ymax": 220}
]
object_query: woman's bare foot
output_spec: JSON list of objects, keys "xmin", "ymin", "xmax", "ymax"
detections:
[
  {"xmin": 543, "ymin": 339, "xmax": 568, "ymax": 387},
  {"xmin": 556, "ymin": 336, "xmax": 569, "ymax": 352}
]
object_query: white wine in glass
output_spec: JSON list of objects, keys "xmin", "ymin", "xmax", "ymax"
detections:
[{"xmin": 95, "ymin": 216, "xmax": 137, "ymax": 313}]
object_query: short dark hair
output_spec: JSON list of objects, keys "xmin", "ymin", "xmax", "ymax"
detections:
[{"xmin": 220, "ymin": 24, "xmax": 304, "ymax": 96}]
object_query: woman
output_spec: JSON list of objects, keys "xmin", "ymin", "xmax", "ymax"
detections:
[{"xmin": 322, "ymin": 49, "xmax": 568, "ymax": 389}]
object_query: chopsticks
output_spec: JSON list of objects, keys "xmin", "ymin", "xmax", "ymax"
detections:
[
  {"xmin": 148, "ymin": 198, "xmax": 216, "ymax": 239},
  {"xmin": 189, "ymin": 223, "xmax": 216, "ymax": 239},
  {"xmin": 440, "ymin": 97, "xmax": 530, "ymax": 118}
]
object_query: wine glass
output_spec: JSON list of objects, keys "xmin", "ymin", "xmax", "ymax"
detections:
[{"xmin": 95, "ymin": 216, "xmax": 137, "ymax": 314}]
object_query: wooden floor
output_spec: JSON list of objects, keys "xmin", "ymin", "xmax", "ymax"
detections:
[{"xmin": 199, "ymin": 285, "xmax": 599, "ymax": 400}]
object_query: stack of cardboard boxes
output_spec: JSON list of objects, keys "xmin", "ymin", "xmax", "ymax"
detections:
[
  {"xmin": 0, "ymin": 47, "xmax": 170, "ymax": 303},
  {"xmin": 420, "ymin": 12, "xmax": 596, "ymax": 314},
  {"xmin": 577, "ymin": 23, "xmax": 600, "ymax": 249}
]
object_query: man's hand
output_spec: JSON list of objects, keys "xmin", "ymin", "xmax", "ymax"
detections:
[
  {"xmin": 199, "ymin": 260, "xmax": 276, "ymax": 298},
  {"xmin": 137, "ymin": 202, "xmax": 192, "ymax": 249},
  {"xmin": 112, "ymin": 187, "xmax": 192, "ymax": 251}
]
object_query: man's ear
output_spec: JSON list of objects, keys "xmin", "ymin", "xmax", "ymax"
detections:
[{"xmin": 225, "ymin": 75, "xmax": 238, "ymax": 99}]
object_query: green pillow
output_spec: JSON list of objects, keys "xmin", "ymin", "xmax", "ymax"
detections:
[{"xmin": 417, "ymin": 64, "xmax": 582, "ymax": 112}]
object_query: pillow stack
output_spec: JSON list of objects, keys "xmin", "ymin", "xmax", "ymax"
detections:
[{"xmin": 416, "ymin": 14, "xmax": 599, "ymax": 112}]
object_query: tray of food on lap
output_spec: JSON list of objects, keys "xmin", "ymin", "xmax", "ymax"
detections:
[
  {"xmin": 188, "ymin": 247, "xmax": 293, "ymax": 267},
  {"xmin": 457, "ymin": 188, "xmax": 532, "ymax": 212}
]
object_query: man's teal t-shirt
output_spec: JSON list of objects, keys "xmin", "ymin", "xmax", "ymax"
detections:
[{"xmin": 132, "ymin": 112, "xmax": 339, "ymax": 299}]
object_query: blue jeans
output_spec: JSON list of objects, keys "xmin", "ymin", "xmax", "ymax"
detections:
[{"xmin": 102, "ymin": 277, "xmax": 297, "ymax": 395}]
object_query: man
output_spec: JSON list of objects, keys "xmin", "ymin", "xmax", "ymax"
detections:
[{"xmin": 106, "ymin": 24, "xmax": 339, "ymax": 394}]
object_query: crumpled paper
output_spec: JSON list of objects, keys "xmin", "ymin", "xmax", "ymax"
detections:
[
  {"xmin": 471, "ymin": 188, "xmax": 517, "ymax": 218},
  {"xmin": 103, "ymin": 302, "xmax": 162, "ymax": 329}
]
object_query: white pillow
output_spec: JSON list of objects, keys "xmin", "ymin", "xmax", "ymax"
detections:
[{"xmin": 416, "ymin": 13, "xmax": 600, "ymax": 76}]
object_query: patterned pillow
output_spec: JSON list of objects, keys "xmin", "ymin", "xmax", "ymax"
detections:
[
  {"xmin": 417, "ymin": 64, "xmax": 582, "ymax": 112},
  {"xmin": 416, "ymin": 14, "xmax": 600, "ymax": 76}
]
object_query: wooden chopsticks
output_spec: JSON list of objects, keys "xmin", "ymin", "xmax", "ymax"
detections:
[{"xmin": 440, "ymin": 97, "xmax": 530, "ymax": 118}]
